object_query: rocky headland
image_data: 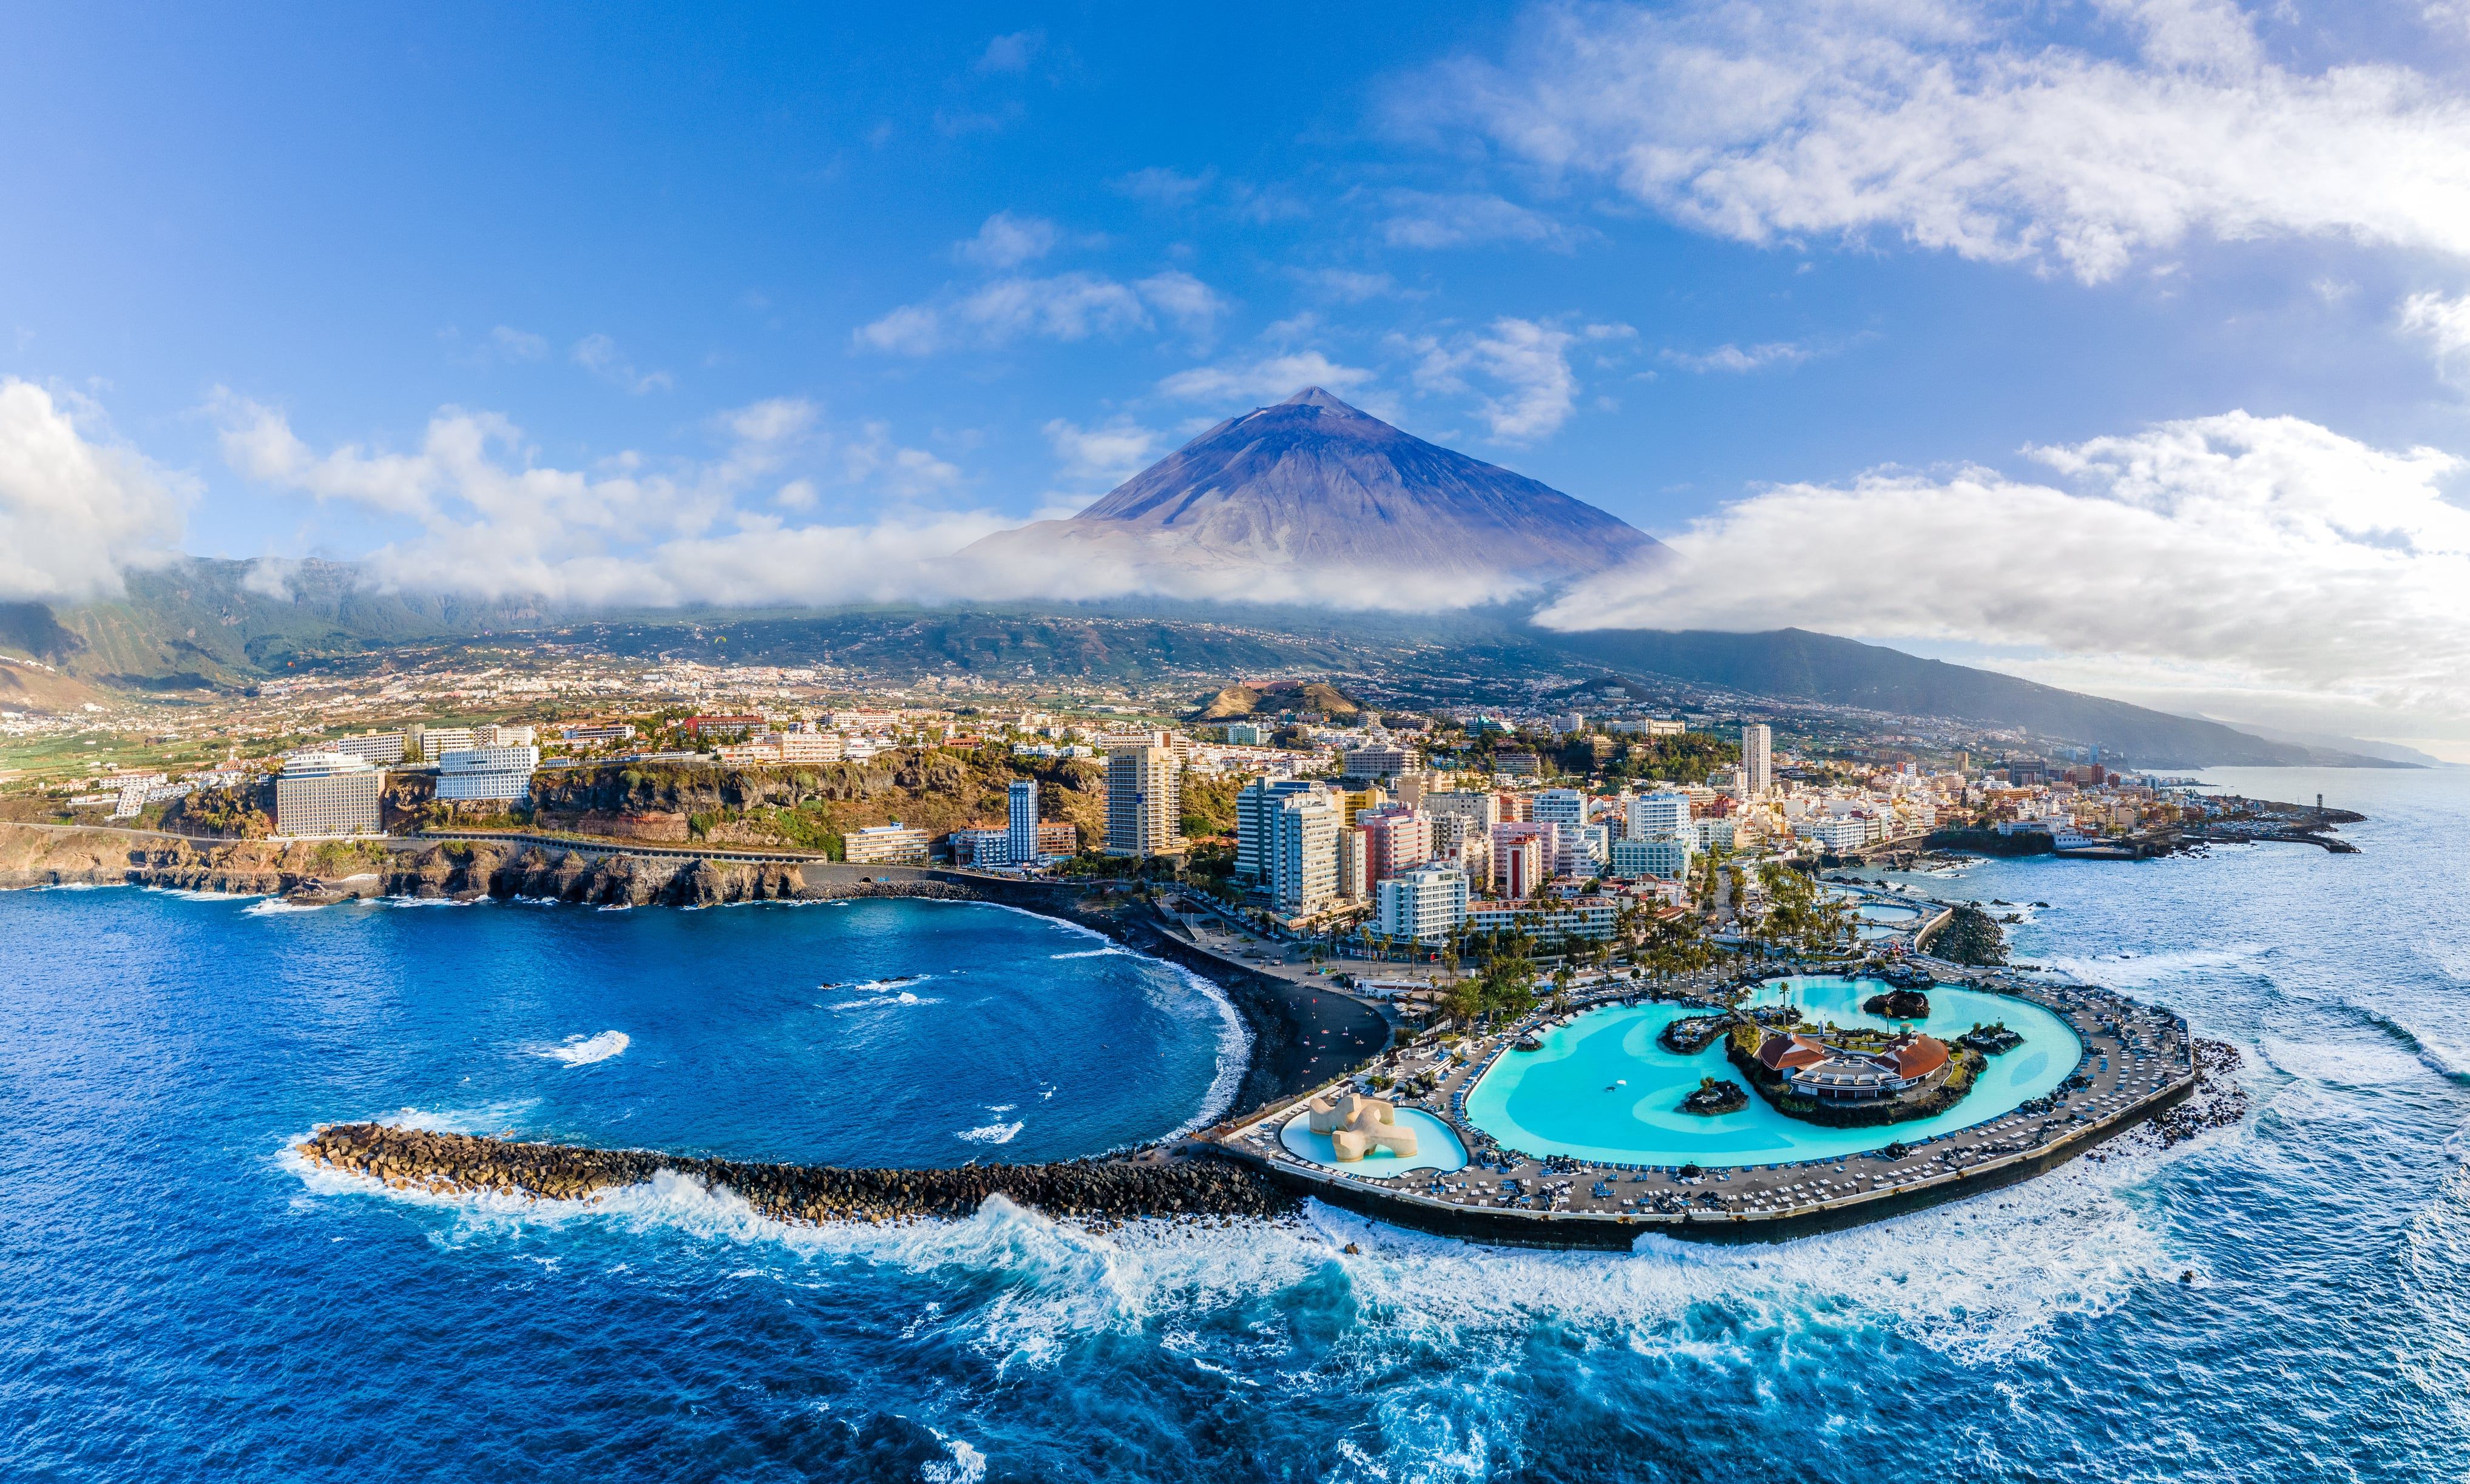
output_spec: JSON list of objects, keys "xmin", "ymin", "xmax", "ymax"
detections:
[{"xmin": 296, "ymin": 1122, "xmax": 1296, "ymax": 1228}]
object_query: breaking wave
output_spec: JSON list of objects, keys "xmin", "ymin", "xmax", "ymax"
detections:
[{"xmin": 536, "ymin": 1031, "xmax": 631, "ymax": 1067}]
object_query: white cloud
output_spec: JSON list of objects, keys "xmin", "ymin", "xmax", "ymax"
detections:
[
  {"xmin": 1134, "ymin": 270, "xmax": 1229, "ymax": 341},
  {"xmin": 1379, "ymin": 190, "xmax": 1576, "ymax": 251},
  {"xmin": 241, "ymin": 556, "xmax": 300, "ymax": 601},
  {"xmin": 1156, "ymin": 351, "xmax": 1376, "ymax": 406},
  {"xmin": 210, "ymin": 392, "xmax": 993, "ymax": 607},
  {"xmin": 856, "ymin": 270, "xmax": 1222, "ymax": 356},
  {"xmin": 1660, "ymin": 340, "xmax": 1815, "ymax": 373},
  {"xmin": 570, "ymin": 334, "xmax": 672, "ymax": 393},
  {"xmin": 1538, "ymin": 409, "xmax": 2470, "ymax": 734},
  {"xmin": 2400, "ymin": 289, "xmax": 2470, "ymax": 384},
  {"xmin": 0, "ymin": 379, "xmax": 186, "ymax": 603},
  {"xmin": 486, "ymin": 326, "xmax": 548, "ymax": 362},
  {"xmin": 852, "ymin": 303, "xmax": 943, "ymax": 356},
  {"xmin": 975, "ymin": 30, "xmax": 1043, "ymax": 75},
  {"xmin": 1404, "ymin": 317, "xmax": 1585, "ymax": 442},
  {"xmin": 1113, "ymin": 166, "xmax": 1214, "ymax": 206},
  {"xmin": 1297, "ymin": 268, "xmax": 1402, "ymax": 302},
  {"xmin": 1043, "ymin": 416, "xmax": 1165, "ymax": 484},
  {"xmin": 955, "ymin": 212, "xmax": 1060, "ymax": 269},
  {"xmin": 1424, "ymin": 0, "xmax": 2470, "ymax": 283}
]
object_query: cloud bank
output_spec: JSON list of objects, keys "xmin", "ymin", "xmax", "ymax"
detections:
[
  {"xmin": 1423, "ymin": 0, "xmax": 2470, "ymax": 282},
  {"xmin": 0, "ymin": 379, "xmax": 186, "ymax": 603},
  {"xmin": 1537, "ymin": 410, "xmax": 2470, "ymax": 732},
  {"xmin": 210, "ymin": 391, "xmax": 1000, "ymax": 608}
]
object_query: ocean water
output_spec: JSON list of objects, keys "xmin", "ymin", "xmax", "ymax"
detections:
[{"xmin": 5, "ymin": 764, "xmax": 2469, "ymax": 1482}]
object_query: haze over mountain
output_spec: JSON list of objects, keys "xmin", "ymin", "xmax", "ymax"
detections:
[{"xmin": 955, "ymin": 388, "xmax": 1660, "ymax": 606}]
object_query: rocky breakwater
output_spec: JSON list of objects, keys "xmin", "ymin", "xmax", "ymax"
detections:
[{"xmin": 295, "ymin": 1122, "xmax": 1295, "ymax": 1228}]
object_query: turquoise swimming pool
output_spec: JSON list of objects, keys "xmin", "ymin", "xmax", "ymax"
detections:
[
  {"xmin": 1460, "ymin": 976, "xmax": 2081, "ymax": 1167},
  {"xmin": 1279, "ymin": 1106, "xmax": 1469, "ymax": 1175}
]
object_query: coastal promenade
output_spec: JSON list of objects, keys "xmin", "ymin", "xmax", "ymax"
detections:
[{"xmin": 1202, "ymin": 967, "xmax": 2199, "ymax": 1246}]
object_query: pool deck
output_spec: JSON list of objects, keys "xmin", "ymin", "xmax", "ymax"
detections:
[{"xmin": 1200, "ymin": 963, "xmax": 2195, "ymax": 1247}]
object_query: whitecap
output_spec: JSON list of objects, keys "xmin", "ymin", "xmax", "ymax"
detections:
[
  {"xmin": 828, "ymin": 992, "xmax": 943, "ymax": 1012},
  {"xmin": 243, "ymin": 897, "xmax": 326, "ymax": 915},
  {"xmin": 1051, "ymin": 947, "xmax": 1129, "ymax": 960},
  {"xmin": 956, "ymin": 1121, "xmax": 1025, "ymax": 1145},
  {"xmin": 536, "ymin": 1030, "xmax": 630, "ymax": 1066},
  {"xmin": 923, "ymin": 1435, "xmax": 987, "ymax": 1484}
]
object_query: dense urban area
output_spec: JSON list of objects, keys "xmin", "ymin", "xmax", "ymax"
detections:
[{"xmin": 0, "ymin": 640, "xmax": 2281, "ymax": 986}]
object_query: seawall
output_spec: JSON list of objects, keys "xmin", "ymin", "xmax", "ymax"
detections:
[{"xmin": 296, "ymin": 1122, "xmax": 1295, "ymax": 1227}]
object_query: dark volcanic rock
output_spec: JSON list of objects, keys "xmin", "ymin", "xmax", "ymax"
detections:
[
  {"xmin": 1862, "ymin": 989, "xmax": 1931, "ymax": 1019},
  {"xmin": 294, "ymin": 1123, "xmax": 1297, "ymax": 1227}
]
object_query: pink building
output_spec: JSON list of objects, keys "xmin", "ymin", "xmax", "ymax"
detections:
[
  {"xmin": 1358, "ymin": 807, "xmax": 1433, "ymax": 886},
  {"xmin": 1489, "ymin": 821, "xmax": 1558, "ymax": 894}
]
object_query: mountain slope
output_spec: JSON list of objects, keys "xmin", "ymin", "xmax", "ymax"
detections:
[
  {"xmin": 1535, "ymin": 626, "xmax": 2395, "ymax": 767},
  {"xmin": 957, "ymin": 388, "xmax": 1657, "ymax": 603}
]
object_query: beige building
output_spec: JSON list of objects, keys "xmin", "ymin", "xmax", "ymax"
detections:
[
  {"xmin": 843, "ymin": 823, "xmax": 929, "ymax": 864},
  {"xmin": 276, "ymin": 754, "xmax": 384, "ymax": 837},
  {"xmin": 1106, "ymin": 744, "xmax": 1182, "ymax": 857}
]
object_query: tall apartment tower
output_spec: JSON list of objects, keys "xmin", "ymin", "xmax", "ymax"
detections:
[
  {"xmin": 1105, "ymin": 745, "xmax": 1181, "ymax": 857},
  {"xmin": 1236, "ymin": 778, "xmax": 1320, "ymax": 882},
  {"xmin": 1006, "ymin": 778, "xmax": 1039, "ymax": 865},
  {"xmin": 1272, "ymin": 792, "xmax": 1340, "ymax": 918},
  {"xmin": 1742, "ymin": 723, "xmax": 1773, "ymax": 798}
]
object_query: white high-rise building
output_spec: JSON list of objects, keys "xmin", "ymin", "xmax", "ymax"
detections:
[
  {"xmin": 1005, "ymin": 778, "xmax": 1039, "ymax": 865},
  {"xmin": 1272, "ymin": 791, "xmax": 1340, "ymax": 918},
  {"xmin": 1533, "ymin": 788, "xmax": 1586, "ymax": 830},
  {"xmin": 1742, "ymin": 723, "xmax": 1773, "ymax": 798},
  {"xmin": 1376, "ymin": 863, "xmax": 1470, "ymax": 945},
  {"xmin": 436, "ymin": 744, "xmax": 540, "ymax": 803},
  {"xmin": 1236, "ymin": 778, "xmax": 1322, "ymax": 883},
  {"xmin": 1628, "ymin": 790, "xmax": 1690, "ymax": 840}
]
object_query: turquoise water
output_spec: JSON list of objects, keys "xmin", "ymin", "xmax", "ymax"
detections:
[
  {"xmin": 1279, "ymin": 1106, "xmax": 1469, "ymax": 1175},
  {"xmin": 1460, "ymin": 976, "xmax": 2080, "ymax": 1166},
  {"xmin": 1856, "ymin": 900, "xmax": 1923, "ymax": 922}
]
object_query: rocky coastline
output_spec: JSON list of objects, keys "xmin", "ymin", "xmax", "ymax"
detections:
[{"xmin": 296, "ymin": 1122, "xmax": 1296, "ymax": 1228}]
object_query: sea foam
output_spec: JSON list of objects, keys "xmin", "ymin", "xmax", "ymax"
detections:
[{"xmin": 537, "ymin": 1031, "xmax": 631, "ymax": 1067}]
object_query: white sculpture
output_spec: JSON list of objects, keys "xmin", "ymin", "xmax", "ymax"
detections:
[{"xmin": 1305, "ymin": 1092, "xmax": 1419, "ymax": 1161}]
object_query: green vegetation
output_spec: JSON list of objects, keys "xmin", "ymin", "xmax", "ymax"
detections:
[
  {"xmin": 1747, "ymin": 862, "xmax": 1858, "ymax": 958},
  {"xmin": 1179, "ymin": 774, "xmax": 1242, "ymax": 840},
  {"xmin": 1441, "ymin": 945, "xmax": 1540, "ymax": 1025}
]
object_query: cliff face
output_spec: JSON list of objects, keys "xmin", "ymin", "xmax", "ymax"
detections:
[
  {"xmin": 0, "ymin": 825, "xmax": 810, "ymax": 907},
  {"xmin": 527, "ymin": 753, "xmax": 1103, "ymax": 854}
]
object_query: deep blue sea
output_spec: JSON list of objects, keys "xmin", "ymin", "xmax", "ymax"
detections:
[{"xmin": 6, "ymin": 765, "xmax": 2469, "ymax": 1482}]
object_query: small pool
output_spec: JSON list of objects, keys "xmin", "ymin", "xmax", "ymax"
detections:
[
  {"xmin": 1855, "ymin": 901, "xmax": 1924, "ymax": 923},
  {"xmin": 1279, "ymin": 1106, "xmax": 1469, "ymax": 1175},
  {"xmin": 1460, "ymin": 976, "xmax": 2080, "ymax": 1167}
]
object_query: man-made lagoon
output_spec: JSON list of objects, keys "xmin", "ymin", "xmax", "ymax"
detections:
[{"xmin": 1460, "ymin": 976, "xmax": 2080, "ymax": 1167}]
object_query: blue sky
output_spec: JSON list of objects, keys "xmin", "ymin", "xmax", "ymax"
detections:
[{"xmin": 10, "ymin": 2, "xmax": 2470, "ymax": 749}]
